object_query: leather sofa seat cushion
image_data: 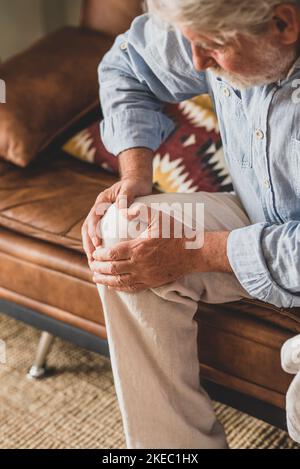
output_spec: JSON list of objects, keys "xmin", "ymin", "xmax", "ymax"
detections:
[
  {"xmin": 0, "ymin": 152, "xmax": 118, "ymax": 252},
  {"xmin": 0, "ymin": 27, "xmax": 113, "ymax": 167}
]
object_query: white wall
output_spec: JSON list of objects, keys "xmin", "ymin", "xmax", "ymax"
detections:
[{"xmin": 0, "ymin": 0, "xmax": 81, "ymax": 61}]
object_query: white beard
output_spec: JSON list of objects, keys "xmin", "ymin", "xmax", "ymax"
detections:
[{"xmin": 209, "ymin": 43, "xmax": 297, "ymax": 90}]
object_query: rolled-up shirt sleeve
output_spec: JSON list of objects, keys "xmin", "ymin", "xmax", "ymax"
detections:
[
  {"xmin": 98, "ymin": 13, "xmax": 208, "ymax": 156},
  {"xmin": 227, "ymin": 221, "xmax": 300, "ymax": 308}
]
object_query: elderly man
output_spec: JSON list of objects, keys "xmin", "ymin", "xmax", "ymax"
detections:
[{"xmin": 82, "ymin": 0, "xmax": 300, "ymax": 448}]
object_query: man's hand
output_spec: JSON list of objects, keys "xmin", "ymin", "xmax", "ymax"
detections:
[
  {"xmin": 81, "ymin": 177, "xmax": 152, "ymax": 262},
  {"xmin": 90, "ymin": 204, "xmax": 233, "ymax": 292},
  {"xmin": 91, "ymin": 207, "xmax": 198, "ymax": 292},
  {"xmin": 81, "ymin": 148, "xmax": 154, "ymax": 263},
  {"xmin": 91, "ymin": 235, "xmax": 196, "ymax": 292}
]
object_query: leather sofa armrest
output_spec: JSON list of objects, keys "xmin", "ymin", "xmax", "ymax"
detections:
[{"xmin": 80, "ymin": 0, "xmax": 144, "ymax": 36}]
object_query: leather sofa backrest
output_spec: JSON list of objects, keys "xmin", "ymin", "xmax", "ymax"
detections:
[{"xmin": 81, "ymin": 0, "xmax": 145, "ymax": 36}]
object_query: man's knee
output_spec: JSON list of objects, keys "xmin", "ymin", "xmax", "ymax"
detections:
[
  {"xmin": 100, "ymin": 197, "xmax": 154, "ymax": 249},
  {"xmin": 100, "ymin": 203, "xmax": 124, "ymax": 249}
]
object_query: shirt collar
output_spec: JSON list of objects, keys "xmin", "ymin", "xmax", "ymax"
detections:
[{"xmin": 277, "ymin": 54, "xmax": 300, "ymax": 86}]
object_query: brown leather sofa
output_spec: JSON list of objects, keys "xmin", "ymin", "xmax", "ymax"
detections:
[{"xmin": 1, "ymin": 0, "xmax": 299, "ymax": 431}]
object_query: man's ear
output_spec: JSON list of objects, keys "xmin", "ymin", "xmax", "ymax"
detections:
[{"xmin": 271, "ymin": 3, "xmax": 300, "ymax": 45}]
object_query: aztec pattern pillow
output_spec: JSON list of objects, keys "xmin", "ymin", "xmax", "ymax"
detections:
[{"xmin": 62, "ymin": 95, "xmax": 233, "ymax": 193}]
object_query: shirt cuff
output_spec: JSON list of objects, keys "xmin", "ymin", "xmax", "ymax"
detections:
[
  {"xmin": 100, "ymin": 108, "xmax": 176, "ymax": 156},
  {"xmin": 227, "ymin": 223, "xmax": 294, "ymax": 308}
]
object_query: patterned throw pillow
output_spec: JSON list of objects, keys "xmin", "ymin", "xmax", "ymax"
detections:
[{"xmin": 63, "ymin": 95, "xmax": 233, "ymax": 193}]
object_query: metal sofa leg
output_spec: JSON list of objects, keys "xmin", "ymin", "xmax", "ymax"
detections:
[{"xmin": 27, "ymin": 331, "xmax": 55, "ymax": 379}]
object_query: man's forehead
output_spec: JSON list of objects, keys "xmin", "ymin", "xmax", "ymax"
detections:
[
  {"xmin": 177, "ymin": 24, "xmax": 226, "ymax": 46},
  {"xmin": 177, "ymin": 24, "xmax": 212, "ymax": 42}
]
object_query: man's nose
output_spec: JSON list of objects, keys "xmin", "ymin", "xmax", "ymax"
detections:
[{"xmin": 191, "ymin": 44, "xmax": 216, "ymax": 71}]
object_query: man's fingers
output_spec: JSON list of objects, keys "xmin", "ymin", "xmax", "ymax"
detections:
[
  {"xmin": 95, "ymin": 200, "xmax": 112, "ymax": 217},
  {"xmin": 108, "ymin": 284, "xmax": 147, "ymax": 293},
  {"xmin": 115, "ymin": 187, "xmax": 136, "ymax": 210},
  {"xmin": 92, "ymin": 272, "xmax": 146, "ymax": 292},
  {"xmin": 92, "ymin": 273, "xmax": 133, "ymax": 288},
  {"xmin": 87, "ymin": 212, "xmax": 102, "ymax": 248},
  {"xmin": 93, "ymin": 237, "xmax": 102, "ymax": 248},
  {"xmin": 92, "ymin": 241, "xmax": 132, "ymax": 262},
  {"xmin": 123, "ymin": 204, "xmax": 161, "ymax": 237},
  {"xmin": 82, "ymin": 223, "xmax": 96, "ymax": 261},
  {"xmin": 91, "ymin": 260, "xmax": 133, "ymax": 276},
  {"xmin": 109, "ymin": 285, "xmax": 147, "ymax": 293},
  {"xmin": 126, "ymin": 203, "xmax": 150, "ymax": 222}
]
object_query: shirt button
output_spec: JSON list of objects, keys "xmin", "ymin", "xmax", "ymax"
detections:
[
  {"xmin": 264, "ymin": 178, "xmax": 271, "ymax": 188},
  {"xmin": 255, "ymin": 129, "xmax": 265, "ymax": 140},
  {"xmin": 120, "ymin": 41, "xmax": 128, "ymax": 51},
  {"xmin": 222, "ymin": 87, "xmax": 231, "ymax": 98}
]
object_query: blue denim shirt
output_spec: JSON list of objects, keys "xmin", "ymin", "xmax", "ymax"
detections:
[{"xmin": 99, "ymin": 13, "xmax": 300, "ymax": 308}]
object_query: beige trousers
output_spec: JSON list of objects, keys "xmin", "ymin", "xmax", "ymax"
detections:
[{"xmin": 97, "ymin": 191, "xmax": 252, "ymax": 449}]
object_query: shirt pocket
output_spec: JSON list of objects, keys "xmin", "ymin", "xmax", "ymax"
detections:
[
  {"xmin": 216, "ymin": 82, "xmax": 252, "ymax": 169},
  {"xmin": 289, "ymin": 137, "xmax": 300, "ymax": 197}
]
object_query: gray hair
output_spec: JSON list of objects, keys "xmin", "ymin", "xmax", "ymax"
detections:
[{"xmin": 145, "ymin": 0, "xmax": 300, "ymax": 40}]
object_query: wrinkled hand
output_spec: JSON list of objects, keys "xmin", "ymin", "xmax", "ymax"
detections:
[
  {"xmin": 81, "ymin": 177, "xmax": 153, "ymax": 264},
  {"xmin": 91, "ymin": 204, "xmax": 202, "ymax": 292}
]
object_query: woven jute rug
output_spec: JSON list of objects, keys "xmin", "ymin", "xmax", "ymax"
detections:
[{"xmin": 0, "ymin": 314, "xmax": 298, "ymax": 450}]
